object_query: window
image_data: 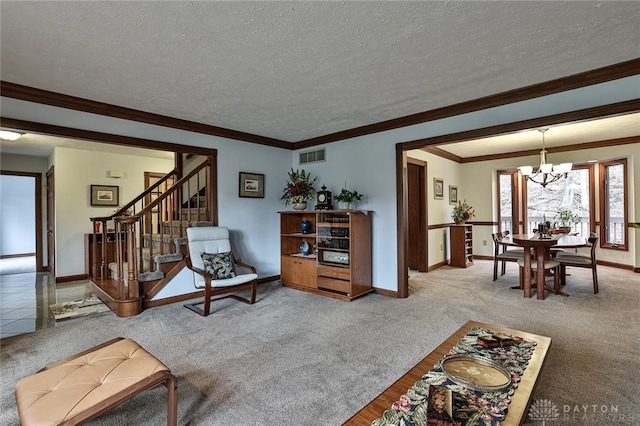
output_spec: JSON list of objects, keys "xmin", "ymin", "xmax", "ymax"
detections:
[
  {"xmin": 599, "ymin": 159, "xmax": 628, "ymax": 250},
  {"xmin": 525, "ymin": 166, "xmax": 592, "ymax": 235},
  {"xmin": 497, "ymin": 170, "xmax": 518, "ymax": 234}
]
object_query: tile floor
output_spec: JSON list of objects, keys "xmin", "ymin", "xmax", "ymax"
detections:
[{"xmin": 0, "ymin": 270, "xmax": 93, "ymax": 339}]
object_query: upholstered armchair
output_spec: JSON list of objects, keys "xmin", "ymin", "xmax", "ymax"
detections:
[{"xmin": 184, "ymin": 226, "xmax": 257, "ymax": 316}]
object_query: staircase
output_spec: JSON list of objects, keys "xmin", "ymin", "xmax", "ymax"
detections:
[{"xmin": 89, "ymin": 159, "xmax": 214, "ymax": 317}]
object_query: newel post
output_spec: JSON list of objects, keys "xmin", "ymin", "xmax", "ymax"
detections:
[{"xmin": 115, "ymin": 215, "xmax": 140, "ymax": 300}]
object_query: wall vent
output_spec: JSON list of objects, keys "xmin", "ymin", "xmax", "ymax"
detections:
[{"xmin": 299, "ymin": 148, "xmax": 326, "ymax": 164}]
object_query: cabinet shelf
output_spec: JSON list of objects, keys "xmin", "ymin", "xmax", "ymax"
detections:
[
  {"xmin": 450, "ymin": 224, "xmax": 473, "ymax": 268},
  {"xmin": 282, "ymin": 232, "xmax": 316, "ymax": 238}
]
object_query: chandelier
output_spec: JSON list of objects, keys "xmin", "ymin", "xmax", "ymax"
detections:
[{"xmin": 519, "ymin": 128, "xmax": 572, "ymax": 187}]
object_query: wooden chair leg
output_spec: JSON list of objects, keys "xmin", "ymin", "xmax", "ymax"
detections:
[
  {"xmin": 511, "ymin": 266, "xmax": 524, "ymax": 290},
  {"xmin": 165, "ymin": 374, "xmax": 178, "ymax": 426},
  {"xmin": 250, "ymin": 282, "xmax": 257, "ymax": 303},
  {"xmin": 592, "ymin": 265, "xmax": 599, "ymax": 294},
  {"xmin": 493, "ymin": 258, "xmax": 498, "ymax": 281}
]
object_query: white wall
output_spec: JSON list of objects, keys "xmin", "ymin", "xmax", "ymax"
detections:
[
  {"xmin": 292, "ymin": 135, "xmax": 399, "ymax": 290},
  {"xmin": 53, "ymin": 147, "xmax": 175, "ymax": 276}
]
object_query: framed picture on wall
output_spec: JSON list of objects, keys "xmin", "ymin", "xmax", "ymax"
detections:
[
  {"xmin": 434, "ymin": 178, "xmax": 444, "ymax": 199},
  {"xmin": 239, "ymin": 172, "xmax": 264, "ymax": 198},
  {"xmin": 449, "ymin": 185, "xmax": 458, "ymax": 204},
  {"xmin": 91, "ymin": 185, "xmax": 119, "ymax": 206}
]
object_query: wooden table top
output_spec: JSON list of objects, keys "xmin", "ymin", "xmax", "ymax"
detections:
[
  {"xmin": 502, "ymin": 233, "xmax": 587, "ymax": 249},
  {"xmin": 342, "ymin": 321, "xmax": 552, "ymax": 426}
]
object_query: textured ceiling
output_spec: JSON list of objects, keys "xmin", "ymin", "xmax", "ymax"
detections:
[
  {"xmin": 1, "ymin": 1, "xmax": 639, "ymax": 145},
  {"xmin": 0, "ymin": 132, "xmax": 174, "ymax": 159}
]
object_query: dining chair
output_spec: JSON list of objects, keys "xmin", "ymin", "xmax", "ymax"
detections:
[
  {"xmin": 555, "ymin": 233, "xmax": 599, "ymax": 294},
  {"xmin": 491, "ymin": 231, "xmax": 526, "ymax": 281}
]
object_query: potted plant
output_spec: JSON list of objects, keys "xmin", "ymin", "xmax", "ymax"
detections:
[
  {"xmin": 281, "ymin": 169, "xmax": 317, "ymax": 210},
  {"xmin": 553, "ymin": 207, "xmax": 581, "ymax": 233},
  {"xmin": 451, "ymin": 199, "xmax": 475, "ymax": 224},
  {"xmin": 334, "ymin": 187, "xmax": 363, "ymax": 210}
]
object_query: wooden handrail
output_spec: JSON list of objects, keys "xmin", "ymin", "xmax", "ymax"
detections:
[{"xmin": 136, "ymin": 159, "xmax": 210, "ymax": 217}]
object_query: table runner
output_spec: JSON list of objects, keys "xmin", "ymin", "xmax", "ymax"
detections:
[{"xmin": 372, "ymin": 327, "xmax": 537, "ymax": 426}]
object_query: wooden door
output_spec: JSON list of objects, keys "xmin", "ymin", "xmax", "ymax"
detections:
[
  {"xmin": 46, "ymin": 166, "xmax": 55, "ymax": 276},
  {"xmin": 407, "ymin": 159, "xmax": 427, "ymax": 272}
]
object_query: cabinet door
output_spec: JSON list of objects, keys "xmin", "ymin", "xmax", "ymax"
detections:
[
  {"xmin": 281, "ymin": 256, "xmax": 316, "ymax": 289},
  {"xmin": 281, "ymin": 256, "xmax": 298, "ymax": 284}
]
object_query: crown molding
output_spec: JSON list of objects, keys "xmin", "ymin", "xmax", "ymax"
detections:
[
  {"xmin": 0, "ymin": 81, "xmax": 291, "ymax": 150},
  {"xmin": 0, "ymin": 117, "xmax": 214, "ymax": 156},
  {"xmin": 402, "ymin": 99, "xmax": 640, "ymax": 152},
  {"xmin": 2, "ymin": 58, "xmax": 639, "ymax": 151}
]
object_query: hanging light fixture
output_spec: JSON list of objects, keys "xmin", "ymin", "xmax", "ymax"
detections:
[
  {"xmin": 0, "ymin": 130, "xmax": 23, "ymax": 140},
  {"xmin": 519, "ymin": 128, "xmax": 572, "ymax": 188}
]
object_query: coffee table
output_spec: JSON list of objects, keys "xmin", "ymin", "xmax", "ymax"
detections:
[{"xmin": 342, "ymin": 321, "xmax": 551, "ymax": 426}]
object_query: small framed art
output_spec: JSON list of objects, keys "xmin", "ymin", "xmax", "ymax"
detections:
[
  {"xmin": 449, "ymin": 185, "xmax": 458, "ymax": 204},
  {"xmin": 239, "ymin": 172, "xmax": 264, "ymax": 198},
  {"xmin": 434, "ymin": 178, "xmax": 444, "ymax": 199},
  {"xmin": 91, "ymin": 185, "xmax": 119, "ymax": 206}
]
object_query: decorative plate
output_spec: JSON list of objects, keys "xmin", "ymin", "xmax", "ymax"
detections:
[
  {"xmin": 441, "ymin": 354, "xmax": 512, "ymax": 392},
  {"xmin": 299, "ymin": 241, "xmax": 310, "ymax": 255}
]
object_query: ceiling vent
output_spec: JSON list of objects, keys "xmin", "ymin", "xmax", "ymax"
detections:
[{"xmin": 299, "ymin": 148, "xmax": 326, "ymax": 165}]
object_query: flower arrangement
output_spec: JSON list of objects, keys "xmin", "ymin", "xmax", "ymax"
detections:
[
  {"xmin": 281, "ymin": 168, "xmax": 317, "ymax": 206},
  {"xmin": 451, "ymin": 199, "xmax": 475, "ymax": 223}
]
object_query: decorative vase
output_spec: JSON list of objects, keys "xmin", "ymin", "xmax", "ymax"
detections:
[
  {"xmin": 292, "ymin": 202, "xmax": 307, "ymax": 211},
  {"xmin": 337, "ymin": 201, "xmax": 351, "ymax": 210},
  {"xmin": 300, "ymin": 219, "xmax": 311, "ymax": 234},
  {"xmin": 93, "ymin": 221, "xmax": 101, "ymax": 233}
]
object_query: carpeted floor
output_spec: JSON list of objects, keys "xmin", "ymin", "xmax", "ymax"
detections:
[{"xmin": 1, "ymin": 260, "xmax": 638, "ymax": 425}]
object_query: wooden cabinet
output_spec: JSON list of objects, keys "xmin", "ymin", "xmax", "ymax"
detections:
[
  {"xmin": 279, "ymin": 210, "xmax": 372, "ymax": 301},
  {"xmin": 450, "ymin": 224, "xmax": 473, "ymax": 268}
]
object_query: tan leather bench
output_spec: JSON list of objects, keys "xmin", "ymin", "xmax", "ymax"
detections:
[{"xmin": 15, "ymin": 337, "xmax": 177, "ymax": 425}]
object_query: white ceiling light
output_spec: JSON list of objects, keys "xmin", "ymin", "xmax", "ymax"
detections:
[
  {"xmin": 0, "ymin": 130, "xmax": 23, "ymax": 140},
  {"xmin": 519, "ymin": 128, "xmax": 572, "ymax": 188}
]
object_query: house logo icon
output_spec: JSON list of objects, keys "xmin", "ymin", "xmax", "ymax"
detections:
[{"xmin": 528, "ymin": 399, "xmax": 560, "ymax": 425}]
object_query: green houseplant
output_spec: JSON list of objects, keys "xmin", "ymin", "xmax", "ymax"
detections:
[
  {"xmin": 334, "ymin": 187, "xmax": 363, "ymax": 209},
  {"xmin": 451, "ymin": 199, "xmax": 475, "ymax": 223},
  {"xmin": 553, "ymin": 207, "xmax": 581, "ymax": 233},
  {"xmin": 281, "ymin": 169, "xmax": 317, "ymax": 209}
]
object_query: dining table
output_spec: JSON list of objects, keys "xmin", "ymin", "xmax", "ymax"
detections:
[{"xmin": 500, "ymin": 233, "xmax": 588, "ymax": 299}]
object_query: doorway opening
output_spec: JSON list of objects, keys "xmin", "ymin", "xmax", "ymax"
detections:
[{"xmin": 0, "ymin": 171, "xmax": 42, "ymax": 274}]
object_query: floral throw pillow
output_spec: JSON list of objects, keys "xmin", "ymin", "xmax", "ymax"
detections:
[{"xmin": 201, "ymin": 252, "xmax": 236, "ymax": 279}]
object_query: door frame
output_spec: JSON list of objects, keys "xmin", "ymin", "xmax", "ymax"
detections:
[
  {"xmin": 46, "ymin": 166, "xmax": 55, "ymax": 275},
  {"xmin": 406, "ymin": 158, "xmax": 428, "ymax": 273}
]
